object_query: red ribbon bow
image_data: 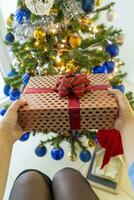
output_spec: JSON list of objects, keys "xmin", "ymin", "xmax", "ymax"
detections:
[{"xmin": 53, "ymin": 72, "xmax": 92, "ymax": 98}]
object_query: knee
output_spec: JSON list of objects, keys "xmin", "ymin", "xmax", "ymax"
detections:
[
  {"xmin": 15, "ymin": 170, "xmax": 44, "ymax": 186},
  {"xmin": 53, "ymin": 167, "xmax": 81, "ymax": 181}
]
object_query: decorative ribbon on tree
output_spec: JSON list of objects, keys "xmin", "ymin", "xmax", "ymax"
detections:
[{"xmin": 25, "ymin": 0, "xmax": 55, "ymax": 15}]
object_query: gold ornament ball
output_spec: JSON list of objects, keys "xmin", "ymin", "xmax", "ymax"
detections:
[
  {"xmin": 54, "ymin": 57, "xmax": 65, "ymax": 69},
  {"xmin": 115, "ymin": 35, "xmax": 124, "ymax": 45},
  {"xmin": 68, "ymin": 152, "xmax": 77, "ymax": 161},
  {"xmin": 30, "ymin": 69, "xmax": 36, "ymax": 75},
  {"xmin": 50, "ymin": 8, "xmax": 58, "ymax": 15},
  {"xmin": 96, "ymin": 0, "xmax": 103, "ymax": 6},
  {"xmin": 69, "ymin": 34, "xmax": 82, "ymax": 48},
  {"xmin": 6, "ymin": 15, "xmax": 13, "ymax": 27},
  {"xmin": 80, "ymin": 17, "xmax": 91, "ymax": 25},
  {"xmin": 88, "ymin": 139, "xmax": 96, "ymax": 148},
  {"xmin": 66, "ymin": 60, "xmax": 76, "ymax": 72},
  {"xmin": 34, "ymin": 27, "xmax": 46, "ymax": 41}
]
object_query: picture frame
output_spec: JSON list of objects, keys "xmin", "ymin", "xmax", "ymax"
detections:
[{"xmin": 87, "ymin": 146, "xmax": 123, "ymax": 194}]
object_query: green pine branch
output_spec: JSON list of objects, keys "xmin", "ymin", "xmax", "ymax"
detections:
[
  {"xmin": 4, "ymin": 75, "xmax": 22, "ymax": 88},
  {"xmin": 110, "ymin": 70, "xmax": 127, "ymax": 86},
  {"xmin": 17, "ymin": 0, "xmax": 26, "ymax": 8},
  {"xmin": 83, "ymin": 130, "xmax": 97, "ymax": 140},
  {"xmin": 73, "ymin": 49, "xmax": 110, "ymax": 70},
  {"xmin": 93, "ymin": 2, "xmax": 115, "ymax": 14},
  {"xmin": 126, "ymin": 92, "xmax": 134, "ymax": 110},
  {"xmin": 76, "ymin": 140, "xmax": 87, "ymax": 152},
  {"xmin": 40, "ymin": 134, "xmax": 65, "ymax": 149}
]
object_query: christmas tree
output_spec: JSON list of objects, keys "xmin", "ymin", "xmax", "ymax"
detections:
[{"xmin": 2, "ymin": 0, "xmax": 134, "ymax": 161}]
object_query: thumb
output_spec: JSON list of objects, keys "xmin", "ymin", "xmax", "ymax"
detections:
[
  {"xmin": 7, "ymin": 100, "xmax": 27, "ymax": 114},
  {"xmin": 108, "ymin": 89, "xmax": 133, "ymax": 114}
]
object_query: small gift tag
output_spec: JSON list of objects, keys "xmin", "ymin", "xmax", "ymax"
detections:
[{"xmin": 25, "ymin": 0, "xmax": 54, "ymax": 15}]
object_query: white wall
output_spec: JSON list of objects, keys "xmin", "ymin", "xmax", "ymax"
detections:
[
  {"xmin": 0, "ymin": 0, "xmax": 134, "ymax": 82},
  {"xmin": 103, "ymin": 0, "xmax": 134, "ymax": 83},
  {"xmin": 0, "ymin": 1, "xmax": 17, "ymax": 22}
]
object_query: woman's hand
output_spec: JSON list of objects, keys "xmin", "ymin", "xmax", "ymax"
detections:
[
  {"xmin": 0, "ymin": 100, "xmax": 27, "ymax": 145},
  {"xmin": 109, "ymin": 89, "xmax": 134, "ymax": 133}
]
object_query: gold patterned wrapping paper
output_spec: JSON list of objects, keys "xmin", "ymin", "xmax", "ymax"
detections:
[{"xmin": 18, "ymin": 74, "xmax": 118, "ymax": 132}]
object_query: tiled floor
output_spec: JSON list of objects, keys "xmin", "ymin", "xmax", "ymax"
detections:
[{"xmin": 3, "ymin": 81, "xmax": 134, "ymax": 200}]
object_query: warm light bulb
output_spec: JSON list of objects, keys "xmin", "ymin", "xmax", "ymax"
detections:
[
  {"xmin": 94, "ymin": 27, "xmax": 99, "ymax": 33},
  {"xmin": 60, "ymin": 44, "xmax": 65, "ymax": 48},
  {"xmin": 119, "ymin": 61, "xmax": 123, "ymax": 65},
  {"xmin": 98, "ymin": 47, "xmax": 103, "ymax": 51},
  {"xmin": 44, "ymin": 47, "xmax": 47, "ymax": 52},
  {"xmin": 114, "ymin": 66, "xmax": 118, "ymax": 72},
  {"xmin": 51, "ymin": 28, "xmax": 56, "ymax": 34},
  {"xmin": 61, "ymin": 66, "xmax": 65, "ymax": 71},
  {"xmin": 25, "ymin": 46, "xmax": 30, "ymax": 51},
  {"xmin": 62, "ymin": 39, "xmax": 66, "ymax": 43},
  {"xmin": 56, "ymin": 54, "xmax": 60, "ymax": 59}
]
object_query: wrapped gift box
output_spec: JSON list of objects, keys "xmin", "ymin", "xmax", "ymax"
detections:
[{"xmin": 18, "ymin": 74, "xmax": 118, "ymax": 132}]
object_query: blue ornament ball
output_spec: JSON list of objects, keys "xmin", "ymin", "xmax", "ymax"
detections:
[
  {"xmin": 9, "ymin": 88, "xmax": 21, "ymax": 101},
  {"xmin": 79, "ymin": 150, "xmax": 91, "ymax": 162},
  {"xmin": 0, "ymin": 107, "xmax": 7, "ymax": 116},
  {"xmin": 22, "ymin": 73, "xmax": 31, "ymax": 86},
  {"xmin": 92, "ymin": 65, "xmax": 107, "ymax": 74},
  {"xmin": 5, "ymin": 33, "xmax": 15, "ymax": 43},
  {"xmin": 35, "ymin": 145, "xmax": 47, "ymax": 157},
  {"xmin": 19, "ymin": 132, "xmax": 30, "ymax": 142},
  {"xmin": 106, "ymin": 44, "xmax": 119, "ymax": 57},
  {"xmin": 7, "ymin": 69, "xmax": 18, "ymax": 77},
  {"xmin": 51, "ymin": 147, "xmax": 64, "ymax": 160},
  {"xmin": 15, "ymin": 9, "xmax": 30, "ymax": 24},
  {"xmin": 82, "ymin": 0, "xmax": 95, "ymax": 13},
  {"xmin": 3, "ymin": 84, "xmax": 11, "ymax": 96},
  {"xmin": 103, "ymin": 61, "xmax": 115, "ymax": 73},
  {"xmin": 112, "ymin": 84, "xmax": 125, "ymax": 93}
]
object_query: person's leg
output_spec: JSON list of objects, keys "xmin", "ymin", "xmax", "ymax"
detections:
[
  {"xmin": 9, "ymin": 169, "xmax": 53, "ymax": 200},
  {"xmin": 52, "ymin": 168, "xmax": 100, "ymax": 200}
]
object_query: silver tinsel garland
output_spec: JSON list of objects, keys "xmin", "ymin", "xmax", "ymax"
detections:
[
  {"xmin": 62, "ymin": 0, "xmax": 84, "ymax": 19},
  {"xmin": 13, "ymin": 0, "xmax": 84, "ymax": 43},
  {"xmin": 9, "ymin": 0, "xmax": 92, "ymax": 75},
  {"xmin": 13, "ymin": 15, "xmax": 59, "ymax": 43}
]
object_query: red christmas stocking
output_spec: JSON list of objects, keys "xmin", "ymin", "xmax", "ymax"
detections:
[{"xmin": 97, "ymin": 129, "xmax": 124, "ymax": 169}]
